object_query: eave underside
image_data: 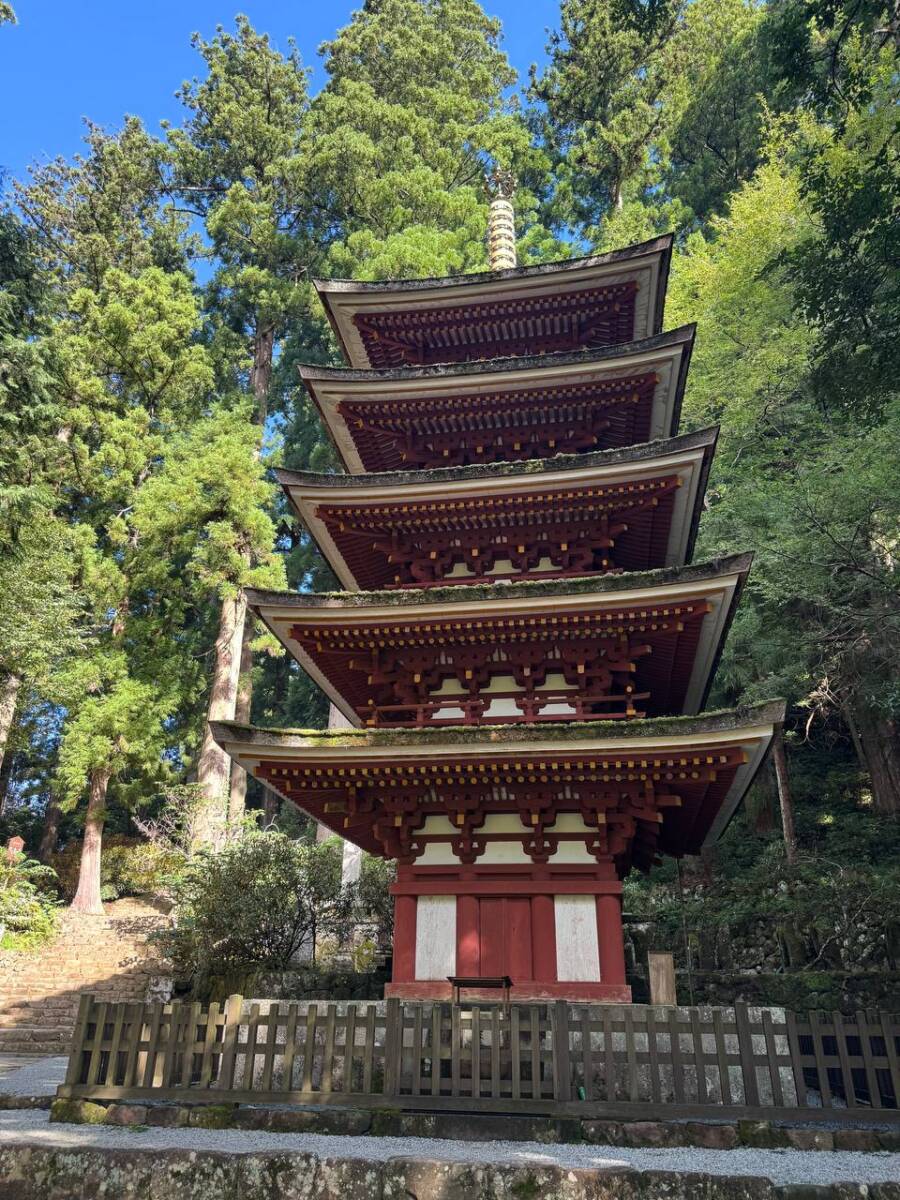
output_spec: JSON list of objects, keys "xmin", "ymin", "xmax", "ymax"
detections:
[{"xmin": 212, "ymin": 714, "xmax": 779, "ymax": 874}]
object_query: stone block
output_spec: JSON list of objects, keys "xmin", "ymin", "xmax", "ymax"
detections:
[
  {"xmin": 784, "ymin": 1128, "xmax": 834, "ymax": 1151},
  {"xmin": 776, "ymin": 1187, "xmax": 834, "ymax": 1200},
  {"xmin": 833, "ymin": 1128, "xmax": 879, "ymax": 1151},
  {"xmin": 582, "ymin": 1119, "xmax": 625, "ymax": 1145},
  {"xmin": 685, "ymin": 1121, "xmax": 740, "ymax": 1149},
  {"xmin": 644, "ymin": 1171, "xmax": 777, "ymax": 1200},
  {"xmin": 738, "ymin": 1119, "xmax": 790, "ymax": 1148},
  {"xmin": 235, "ymin": 1152, "xmax": 321, "ymax": 1200},
  {"xmin": 145, "ymin": 1104, "xmax": 191, "ymax": 1127},
  {"xmin": 265, "ymin": 1106, "xmax": 372, "ymax": 1135},
  {"xmin": 621, "ymin": 1120, "xmax": 679, "ymax": 1147},
  {"xmin": 104, "ymin": 1102, "xmax": 149, "ymax": 1126},
  {"xmin": 877, "ymin": 1131, "xmax": 900, "ymax": 1151},
  {"xmin": 148, "ymin": 1149, "xmax": 241, "ymax": 1200},
  {"xmin": 49, "ymin": 1096, "xmax": 108, "ymax": 1125},
  {"xmin": 369, "ymin": 1107, "xmax": 403, "ymax": 1137},
  {"xmin": 382, "ymin": 1158, "xmax": 642, "ymax": 1200},
  {"xmin": 317, "ymin": 1155, "xmax": 386, "ymax": 1200},
  {"xmin": 188, "ymin": 1102, "xmax": 238, "ymax": 1129}
]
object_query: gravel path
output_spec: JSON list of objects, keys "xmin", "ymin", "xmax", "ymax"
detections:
[
  {"xmin": 0, "ymin": 1055, "xmax": 66, "ymax": 1095},
  {"xmin": 2, "ymin": 1109, "xmax": 898, "ymax": 1186}
]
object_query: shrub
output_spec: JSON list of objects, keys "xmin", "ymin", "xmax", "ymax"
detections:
[
  {"xmin": 50, "ymin": 835, "xmax": 181, "ymax": 901},
  {"xmin": 0, "ymin": 851, "xmax": 60, "ymax": 950},
  {"xmin": 155, "ymin": 831, "xmax": 355, "ymax": 996}
]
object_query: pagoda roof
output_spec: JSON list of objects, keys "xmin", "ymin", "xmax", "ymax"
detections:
[
  {"xmin": 315, "ymin": 236, "xmax": 673, "ymax": 369},
  {"xmin": 276, "ymin": 427, "xmax": 717, "ymax": 591},
  {"xmin": 210, "ymin": 699, "xmax": 784, "ymax": 865},
  {"xmin": 244, "ymin": 554, "xmax": 750, "ymax": 727},
  {"xmin": 300, "ymin": 325, "xmax": 695, "ymax": 474}
]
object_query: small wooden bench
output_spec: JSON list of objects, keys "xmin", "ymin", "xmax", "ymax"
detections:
[{"xmin": 447, "ymin": 975, "xmax": 512, "ymax": 1007}]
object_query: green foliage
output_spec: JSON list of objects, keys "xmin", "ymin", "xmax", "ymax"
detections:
[
  {"xmin": 49, "ymin": 834, "xmax": 180, "ymax": 901},
  {"xmin": 0, "ymin": 851, "xmax": 59, "ymax": 950},
  {"xmin": 627, "ymin": 759, "xmax": 900, "ymax": 978},
  {"xmin": 310, "ymin": 0, "xmax": 549, "ymax": 279},
  {"xmin": 156, "ymin": 831, "xmax": 355, "ymax": 994}
]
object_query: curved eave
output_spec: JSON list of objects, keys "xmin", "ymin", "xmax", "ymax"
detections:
[
  {"xmin": 276, "ymin": 426, "xmax": 718, "ymax": 591},
  {"xmin": 245, "ymin": 553, "xmax": 752, "ymax": 727},
  {"xmin": 314, "ymin": 236, "xmax": 674, "ymax": 369},
  {"xmin": 299, "ymin": 326, "xmax": 695, "ymax": 475},
  {"xmin": 211, "ymin": 698, "xmax": 784, "ymax": 854}
]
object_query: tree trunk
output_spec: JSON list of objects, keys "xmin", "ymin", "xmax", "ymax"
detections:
[
  {"xmin": 845, "ymin": 701, "xmax": 900, "ymax": 815},
  {"xmin": 38, "ymin": 796, "xmax": 63, "ymax": 862},
  {"xmin": 70, "ymin": 767, "xmax": 109, "ymax": 914},
  {"xmin": 195, "ymin": 591, "xmax": 247, "ymax": 851},
  {"xmin": 228, "ymin": 612, "xmax": 254, "ymax": 830},
  {"xmin": 771, "ymin": 730, "xmax": 798, "ymax": 864},
  {"xmin": 0, "ymin": 673, "xmax": 21, "ymax": 800},
  {"xmin": 227, "ymin": 322, "xmax": 275, "ymax": 828}
]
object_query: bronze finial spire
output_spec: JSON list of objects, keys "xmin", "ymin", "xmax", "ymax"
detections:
[{"xmin": 486, "ymin": 168, "xmax": 517, "ymax": 271}]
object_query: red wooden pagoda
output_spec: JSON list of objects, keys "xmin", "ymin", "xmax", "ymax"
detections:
[{"xmin": 212, "ymin": 228, "xmax": 782, "ymax": 1003}]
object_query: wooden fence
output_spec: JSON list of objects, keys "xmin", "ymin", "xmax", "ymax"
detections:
[{"xmin": 58, "ymin": 995, "xmax": 900, "ymax": 1120}]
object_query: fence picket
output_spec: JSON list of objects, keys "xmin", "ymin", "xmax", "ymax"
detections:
[
  {"xmin": 647, "ymin": 1008, "xmax": 661, "ymax": 1104},
  {"xmin": 345, "ymin": 1004, "xmax": 358, "ymax": 1094},
  {"xmin": 65, "ymin": 995, "xmax": 93, "ymax": 1086},
  {"xmin": 529, "ymin": 1007, "xmax": 541, "ymax": 1099},
  {"xmin": 301, "ymin": 1004, "xmax": 317, "ymax": 1092},
  {"xmin": 668, "ymin": 1007, "xmax": 684, "ymax": 1103},
  {"xmin": 431, "ymin": 1004, "xmax": 442, "ymax": 1097},
  {"xmin": 856, "ymin": 1010, "xmax": 881, "ymax": 1108},
  {"xmin": 690, "ymin": 1008, "xmax": 707, "ymax": 1104},
  {"xmin": 261, "ymin": 1004, "xmax": 280, "ymax": 1092},
  {"xmin": 808, "ymin": 1011, "xmax": 832, "ymax": 1106},
  {"xmin": 322, "ymin": 1004, "xmax": 337, "ymax": 1094},
  {"xmin": 85, "ymin": 1000, "xmax": 108, "ymax": 1087},
  {"xmin": 602, "ymin": 1006, "xmax": 615, "ymax": 1102},
  {"xmin": 216, "ymin": 995, "xmax": 243, "ymax": 1092},
  {"xmin": 383, "ymin": 998, "xmax": 401, "ymax": 1097},
  {"xmin": 198, "ymin": 1001, "xmax": 220, "ymax": 1088},
  {"xmin": 411, "ymin": 1004, "xmax": 424, "ymax": 1096},
  {"xmin": 122, "ymin": 1003, "xmax": 145, "ymax": 1090},
  {"xmin": 761, "ymin": 1010, "xmax": 783, "ymax": 1107},
  {"xmin": 362, "ymin": 1005, "xmax": 376, "ymax": 1094},
  {"xmin": 511, "ymin": 1006, "xmax": 521, "ymax": 1101}
]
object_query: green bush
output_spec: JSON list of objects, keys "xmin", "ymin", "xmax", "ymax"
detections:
[
  {"xmin": 155, "ymin": 830, "xmax": 354, "ymax": 997},
  {"xmin": 50, "ymin": 835, "xmax": 181, "ymax": 901},
  {"xmin": 0, "ymin": 852, "xmax": 60, "ymax": 950}
]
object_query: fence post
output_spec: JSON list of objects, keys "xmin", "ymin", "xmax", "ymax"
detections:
[
  {"xmin": 552, "ymin": 1001, "xmax": 572, "ymax": 1102},
  {"xmin": 64, "ymin": 994, "xmax": 93, "ymax": 1086},
  {"xmin": 383, "ymin": 998, "xmax": 402, "ymax": 1097}
]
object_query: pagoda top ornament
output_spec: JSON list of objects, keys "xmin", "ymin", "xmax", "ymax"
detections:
[{"xmin": 487, "ymin": 167, "xmax": 517, "ymax": 271}]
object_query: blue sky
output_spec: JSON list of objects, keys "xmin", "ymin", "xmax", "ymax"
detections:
[{"xmin": 0, "ymin": 2, "xmax": 559, "ymax": 184}]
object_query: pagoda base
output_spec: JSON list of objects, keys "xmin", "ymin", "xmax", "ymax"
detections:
[
  {"xmin": 388, "ymin": 865, "xmax": 631, "ymax": 1003},
  {"xmin": 385, "ymin": 980, "xmax": 631, "ymax": 1003}
]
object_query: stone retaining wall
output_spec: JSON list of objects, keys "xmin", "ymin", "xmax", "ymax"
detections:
[
  {"xmin": 1, "ymin": 1143, "xmax": 898, "ymax": 1200},
  {"xmin": 49, "ymin": 1097, "xmax": 900, "ymax": 1153}
]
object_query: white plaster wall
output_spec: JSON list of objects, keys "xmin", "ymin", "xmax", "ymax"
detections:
[
  {"xmin": 554, "ymin": 895, "xmax": 601, "ymax": 981},
  {"xmin": 415, "ymin": 896, "xmax": 457, "ymax": 980}
]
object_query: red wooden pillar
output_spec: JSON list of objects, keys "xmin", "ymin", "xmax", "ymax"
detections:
[
  {"xmin": 531, "ymin": 894, "xmax": 557, "ymax": 985},
  {"xmin": 596, "ymin": 891, "xmax": 626, "ymax": 986},
  {"xmin": 392, "ymin": 894, "xmax": 417, "ymax": 982}
]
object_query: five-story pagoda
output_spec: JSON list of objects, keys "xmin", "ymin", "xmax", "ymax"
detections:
[{"xmin": 212, "ymin": 189, "xmax": 782, "ymax": 1003}]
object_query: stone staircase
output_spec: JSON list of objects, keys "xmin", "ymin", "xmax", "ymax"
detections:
[{"xmin": 0, "ymin": 898, "xmax": 171, "ymax": 1056}]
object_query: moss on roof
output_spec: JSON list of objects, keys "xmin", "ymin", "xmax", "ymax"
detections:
[
  {"xmin": 211, "ymin": 699, "xmax": 785, "ymax": 751},
  {"xmin": 296, "ymin": 323, "xmax": 693, "ymax": 385},
  {"xmin": 245, "ymin": 552, "xmax": 752, "ymax": 613},
  {"xmin": 274, "ymin": 424, "xmax": 716, "ymax": 491}
]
